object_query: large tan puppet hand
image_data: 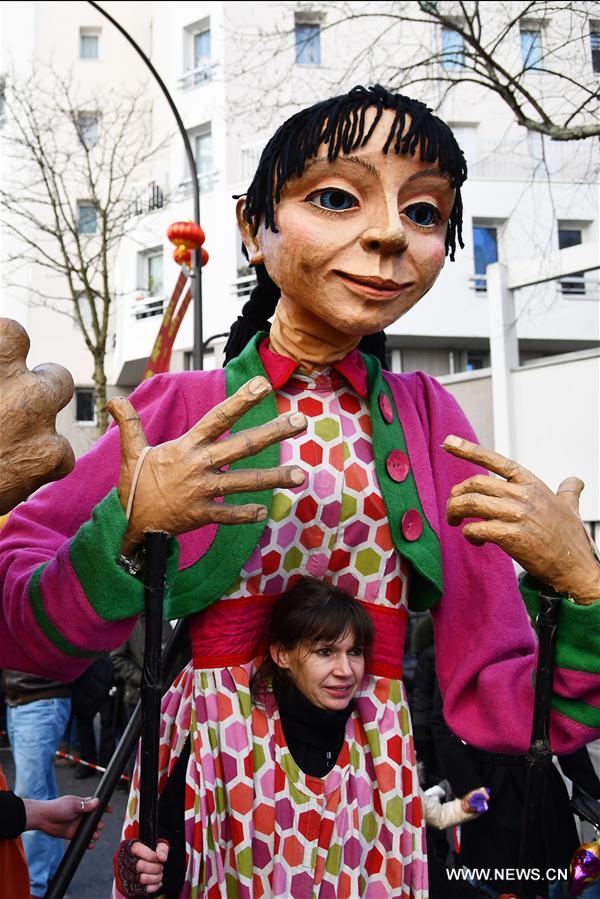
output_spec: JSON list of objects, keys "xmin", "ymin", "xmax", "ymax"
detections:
[
  {"xmin": 0, "ymin": 318, "xmax": 75, "ymax": 515},
  {"xmin": 444, "ymin": 435, "xmax": 600, "ymax": 605},
  {"xmin": 107, "ymin": 377, "xmax": 307, "ymax": 555}
]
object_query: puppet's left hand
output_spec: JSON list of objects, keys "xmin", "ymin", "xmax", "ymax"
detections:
[{"xmin": 444, "ymin": 435, "xmax": 600, "ymax": 605}]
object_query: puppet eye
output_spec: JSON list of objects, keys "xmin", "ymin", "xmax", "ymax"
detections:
[
  {"xmin": 308, "ymin": 189, "xmax": 358, "ymax": 211},
  {"xmin": 404, "ymin": 203, "xmax": 439, "ymax": 227}
]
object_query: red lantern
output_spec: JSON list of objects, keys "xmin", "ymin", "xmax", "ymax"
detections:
[{"xmin": 167, "ymin": 221, "xmax": 208, "ymax": 271}]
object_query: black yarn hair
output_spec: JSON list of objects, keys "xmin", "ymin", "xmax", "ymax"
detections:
[{"xmin": 224, "ymin": 84, "xmax": 467, "ymax": 366}]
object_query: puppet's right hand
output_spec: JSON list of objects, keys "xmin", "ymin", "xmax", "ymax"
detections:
[{"xmin": 107, "ymin": 377, "xmax": 307, "ymax": 555}]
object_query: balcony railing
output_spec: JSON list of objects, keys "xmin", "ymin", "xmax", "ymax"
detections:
[
  {"xmin": 232, "ymin": 273, "xmax": 256, "ymax": 301},
  {"xmin": 129, "ymin": 181, "xmax": 165, "ymax": 217},
  {"xmin": 177, "ymin": 63, "xmax": 214, "ymax": 91},
  {"xmin": 132, "ymin": 293, "xmax": 166, "ymax": 320}
]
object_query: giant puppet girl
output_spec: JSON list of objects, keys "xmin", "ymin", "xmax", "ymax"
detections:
[{"xmin": 1, "ymin": 87, "xmax": 599, "ymax": 897}]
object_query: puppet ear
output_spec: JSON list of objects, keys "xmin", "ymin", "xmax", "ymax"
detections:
[{"xmin": 236, "ymin": 197, "xmax": 264, "ymax": 267}]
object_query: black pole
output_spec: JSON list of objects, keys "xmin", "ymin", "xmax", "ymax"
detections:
[
  {"xmin": 138, "ymin": 531, "xmax": 168, "ymax": 848},
  {"xmin": 45, "ymin": 618, "xmax": 188, "ymax": 899},
  {"xmin": 518, "ymin": 585, "xmax": 562, "ymax": 899},
  {"xmin": 87, "ymin": 0, "xmax": 203, "ymax": 370}
]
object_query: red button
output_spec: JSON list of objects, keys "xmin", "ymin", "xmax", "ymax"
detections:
[
  {"xmin": 402, "ymin": 509, "xmax": 423, "ymax": 541},
  {"xmin": 386, "ymin": 450, "xmax": 410, "ymax": 483},
  {"xmin": 378, "ymin": 393, "xmax": 394, "ymax": 424}
]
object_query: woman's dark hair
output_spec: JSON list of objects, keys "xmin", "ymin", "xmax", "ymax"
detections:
[
  {"xmin": 225, "ymin": 84, "xmax": 467, "ymax": 366},
  {"xmin": 250, "ymin": 576, "xmax": 374, "ymax": 705}
]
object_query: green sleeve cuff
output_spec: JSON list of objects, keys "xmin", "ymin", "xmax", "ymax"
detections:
[
  {"xmin": 520, "ymin": 573, "xmax": 600, "ymax": 674},
  {"xmin": 69, "ymin": 488, "xmax": 180, "ymax": 621}
]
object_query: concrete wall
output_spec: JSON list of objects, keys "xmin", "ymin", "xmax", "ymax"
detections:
[{"xmin": 512, "ymin": 351, "xmax": 600, "ymax": 523}]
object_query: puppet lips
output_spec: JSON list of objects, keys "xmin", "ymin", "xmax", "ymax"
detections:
[{"xmin": 336, "ymin": 271, "xmax": 410, "ymax": 297}]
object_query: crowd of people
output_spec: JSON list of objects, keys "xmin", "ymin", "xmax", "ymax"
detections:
[{"xmin": 1, "ymin": 84, "xmax": 600, "ymax": 899}]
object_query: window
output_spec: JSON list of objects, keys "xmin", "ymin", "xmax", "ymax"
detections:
[
  {"xmin": 135, "ymin": 249, "xmax": 164, "ymax": 318},
  {"xmin": 75, "ymin": 388, "xmax": 95, "ymax": 423},
  {"xmin": 465, "ymin": 353, "xmax": 487, "ymax": 372},
  {"xmin": 520, "ymin": 28, "xmax": 543, "ymax": 70},
  {"xmin": 147, "ymin": 251, "xmax": 163, "ymax": 297},
  {"xmin": 182, "ymin": 19, "xmax": 211, "ymax": 87},
  {"xmin": 77, "ymin": 112, "xmax": 99, "ymax": 147},
  {"xmin": 77, "ymin": 202, "xmax": 97, "ymax": 234},
  {"xmin": 295, "ymin": 22, "xmax": 321, "ymax": 65},
  {"xmin": 591, "ymin": 28, "xmax": 600, "ymax": 74},
  {"xmin": 192, "ymin": 127, "xmax": 213, "ymax": 190},
  {"xmin": 558, "ymin": 227, "xmax": 585, "ymax": 295},
  {"xmin": 80, "ymin": 29, "xmax": 100, "ymax": 60},
  {"xmin": 441, "ymin": 27, "xmax": 464, "ymax": 70},
  {"xmin": 74, "ymin": 292, "xmax": 95, "ymax": 332},
  {"xmin": 194, "ymin": 28, "xmax": 211, "ymax": 69},
  {"xmin": 472, "ymin": 225, "xmax": 498, "ymax": 291}
]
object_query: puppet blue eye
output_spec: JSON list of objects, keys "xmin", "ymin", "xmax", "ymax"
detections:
[
  {"xmin": 310, "ymin": 189, "xmax": 358, "ymax": 211},
  {"xmin": 404, "ymin": 203, "xmax": 439, "ymax": 226}
]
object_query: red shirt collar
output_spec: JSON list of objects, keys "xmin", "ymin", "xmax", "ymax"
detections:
[{"xmin": 258, "ymin": 337, "xmax": 368, "ymax": 398}]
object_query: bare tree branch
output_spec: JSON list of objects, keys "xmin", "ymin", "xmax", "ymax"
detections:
[{"xmin": 2, "ymin": 66, "xmax": 168, "ymax": 433}]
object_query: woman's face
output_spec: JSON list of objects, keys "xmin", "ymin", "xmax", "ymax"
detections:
[
  {"xmin": 242, "ymin": 108, "xmax": 455, "ymax": 340},
  {"xmin": 271, "ymin": 630, "xmax": 365, "ymax": 710}
]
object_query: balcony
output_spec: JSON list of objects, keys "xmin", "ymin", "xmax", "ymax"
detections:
[
  {"xmin": 231, "ymin": 273, "xmax": 256, "ymax": 302},
  {"xmin": 177, "ymin": 63, "xmax": 214, "ymax": 91},
  {"xmin": 129, "ymin": 181, "xmax": 165, "ymax": 218},
  {"xmin": 132, "ymin": 293, "xmax": 166, "ymax": 320}
]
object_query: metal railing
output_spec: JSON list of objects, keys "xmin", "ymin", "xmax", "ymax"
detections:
[{"xmin": 132, "ymin": 293, "xmax": 166, "ymax": 319}]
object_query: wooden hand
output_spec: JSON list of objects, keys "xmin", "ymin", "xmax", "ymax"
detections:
[
  {"xmin": 0, "ymin": 317, "xmax": 75, "ymax": 514},
  {"xmin": 444, "ymin": 435, "xmax": 600, "ymax": 605},
  {"xmin": 108, "ymin": 377, "xmax": 307, "ymax": 555}
]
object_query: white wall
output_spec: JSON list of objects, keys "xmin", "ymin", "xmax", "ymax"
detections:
[{"xmin": 512, "ymin": 351, "xmax": 600, "ymax": 523}]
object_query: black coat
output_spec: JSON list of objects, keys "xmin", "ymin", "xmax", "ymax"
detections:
[{"xmin": 430, "ymin": 681, "xmax": 598, "ymax": 891}]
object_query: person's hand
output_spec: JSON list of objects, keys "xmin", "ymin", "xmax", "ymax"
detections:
[
  {"xmin": 131, "ymin": 841, "xmax": 169, "ymax": 894},
  {"xmin": 460, "ymin": 787, "xmax": 490, "ymax": 815},
  {"xmin": 114, "ymin": 838, "xmax": 169, "ymax": 896},
  {"xmin": 444, "ymin": 435, "xmax": 600, "ymax": 605},
  {"xmin": 23, "ymin": 795, "xmax": 106, "ymax": 845},
  {"xmin": 0, "ymin": 317, "xmax": 74, "ymax": 514},
  {"xmin": 108, "ymin": 377, "xmax": 307, "ymax": 555}
]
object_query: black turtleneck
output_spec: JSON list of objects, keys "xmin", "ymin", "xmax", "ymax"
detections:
[{"xmin": 274, "ymin": 679, "xmax": 354, "ymax": 777}]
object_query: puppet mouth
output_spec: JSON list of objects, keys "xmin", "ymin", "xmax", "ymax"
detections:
[{"xmin": 336, "ymin": 271, "xmax": 410, "ymax": 297}]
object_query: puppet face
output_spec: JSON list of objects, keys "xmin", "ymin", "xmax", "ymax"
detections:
[
  {"xmin": 240, "ymin": 109, "xmax": 455, "ymax": 341},
  {"xmin": 272, "ymin": 629, "xmax": 365, "ymax": 711}
]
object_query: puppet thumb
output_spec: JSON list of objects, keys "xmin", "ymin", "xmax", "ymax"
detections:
[
  {"xmin": 556, "ymin": 476, "xmax": 584, "ymax": 515},
  {"xmin": 107, "ymin": 397, "xmax": 148, "ymax": 464}
]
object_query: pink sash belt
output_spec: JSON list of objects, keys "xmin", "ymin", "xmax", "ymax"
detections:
[{"xmin": 189, "ymin": 594, "xmax": 407, "ymax": 679}]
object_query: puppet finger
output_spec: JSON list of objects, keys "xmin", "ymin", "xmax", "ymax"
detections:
[
  {"xmin": 32, "ymin": 362, "xmax": 75, "ymax": 412},
  {"xmin": 202, "ymin": 502, "xmax": 269, "ymax": 524},
  {"xmin": 107, "ymin": 397, "xmax": 149, "ymax": 462},
  {"xmin": 208, "ymin": 413, "xmax": 307, "ymax": 468},
  {"xmin": 443, "ymin": 435, "xmax": 537, "ymax": 485},
  {"xmin": 211, "ymin": 465, "xmax": 305, "ymax": 496},
  {"xmin": 447, "ymin": 493, "xmax": 525, "ymax": 527},
  {"xmin": 186, "ymin": 377, "xmax": 273, "ymax": 445},
  {"xmin": 460, "ymin": 519, "xmax": 527, "ymax": 552},
  {"xmin": 556, "ymin": 477, "xmax": 584, "ymax": 514},
  {"xmin": 449, "ymin": 475, "xmax": 529, "ymax": 501}
]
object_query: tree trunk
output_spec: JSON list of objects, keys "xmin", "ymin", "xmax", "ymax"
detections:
[{"xmin": 93, "ymin": 357, "xmax": 108, "ymax": 435}]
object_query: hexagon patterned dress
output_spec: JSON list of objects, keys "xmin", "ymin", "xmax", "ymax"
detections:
[{"xmin": 118, "ymin": 366, "xmax": 427, "ymax": 899}]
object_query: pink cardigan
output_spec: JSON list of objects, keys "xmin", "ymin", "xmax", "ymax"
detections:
[{"xmin": 0, "ymin": 339, "xmax": 598, "ymax": 753}]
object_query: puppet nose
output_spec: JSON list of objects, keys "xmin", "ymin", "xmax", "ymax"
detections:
[{"xmin": 360, "ymin": 219, "xmax": 408, "ymax": 254}]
